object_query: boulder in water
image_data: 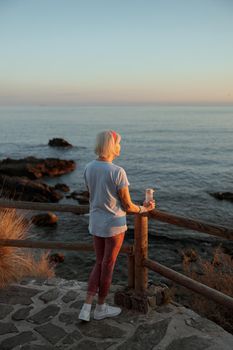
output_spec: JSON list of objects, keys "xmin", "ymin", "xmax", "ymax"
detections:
[
  {"xmin": 66, "ymin": 190, "xmax": 89, "ymax": 204},
  {"xmin": 31, "ymin": 212, "xmax": 58, "ymax": 226},
  {"xmin": 0, "ymin": 175, "xmax": 63, "ymax": 202},
  {"xmin": 48, "ymin": 253, "xmax": 65, "ymax": 265},
  {"xmin": 0, "ymin": 156, "xmax": 76, "ymax": 179},
  {"xmin": 54, "ymin": 183, "xmax": 70, "ymax": 192},
  {"xmin": 210, "ymin": 192, "xmax": 233, "ymax": 202},
  {"xmin": 48, "ymin": 138, "xmax": 73, "ymax": 148}
]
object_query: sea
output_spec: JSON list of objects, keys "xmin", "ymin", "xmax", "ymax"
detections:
[{"xmin": 0, "ymin": 105, "xmax": 232, "ymax": 281}]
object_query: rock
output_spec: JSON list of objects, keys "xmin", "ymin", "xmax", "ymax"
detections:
[
  {"xmin": 21, "ymin": 345, "xmax": 53, "ymax": 350},
  {"xmin": 61, "ymin": 290, "xmax": 78, "ymax": 303},
  {"xmin": 48, "ymin": 138, "xmax": 73, "ymax": 148},
  {"xmin": 67, "ymin": 190, "xmax": 89, "ymax": 204},
  {"xmin": 28, "ymin": 305, "xmax": 60, "ymax": 324},
  {"xmin": 0, "ymin": 285, "xmax": 40, "ymax": 305},
  {"xmin": 62, "ymin": 330, "xmax": 83, "ymax": 345},
  {"xmin": 48, "ymin": 253, "xmax": 65, "ymax": 265},
  {"xmin": 188, "ymin": 262, "xmax": 205, "ymax": 275},
  {"xmin": 70, "ymin": 300, "xmax": 84, "ymax": 310},
  {"xmin": 39, "ymin": 288, "xmax": 60, "ymax": 303},
  {"xmin": 185, "ymin": 315, "xmax": 222, "ymax": 332},
  {"xmin": 74, "ymin": 340, "xmax": 115, "ymax": 350},
  {"xmin": 0, "ymin": 331, "xmax": 36, "ymax": 350},
  {"xmin": 58, "ymin": 312, "xmax": 80, "ymax": 325},
  {"xmin": 31, "ymin": 212, "xmax": 58, "ymax": 226},
  {"xmin": 34, "ymin": 323, "xmax": 67, "ymax": 344},
  {"xmin": 210, "ymin": 191, "xmax": 233, "ymax": 202},
  {"xmin": 0, "ymin": 156, "xmax": 75, "ymax": 179},
  {"xmin": 78, "ymin": 190, "xmax": 89, "ymax": 198},
  {"xmin": 147, "ymin": 284, "xmax": 171, "ymax": 305},
  {"xmin": 0, "ymin": 305, "xmax": 14, "ymax": 320},
  {"xmin": 182, "ymin": 248, "xmax": 198, "ymax": 262},
  {"xmin": 12, "ymin": 307, "xmax": 33, "ymax": 321},
  {"xmin": 0, "ymin": 175, "xmax": 63, "ymax": 202},
  {"xmin": 54, "ymin": 183, "xmax": 70, "ymax": 192},
  {"xmin": 165, "ymin": 335, "xmax": 212, "ymax": 350},
  {"xmin": 116, "ymin": 318, "xmax": 170, "ymax": 350},
  {"xmin": 159, "ymin": 277, "xmax": 174, "ymax": 288},
  {"xmin": 0, "ymin": 322, "xmax": 18, "ymax": 335},
  {"xmin": 79, "ymin": 320, "xmax": 126, "ymax": 339}
]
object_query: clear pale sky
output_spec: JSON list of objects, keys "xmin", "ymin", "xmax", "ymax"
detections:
[{"xmin": 0, "ymin": 0, "xmax": 232, "ymax": 106}]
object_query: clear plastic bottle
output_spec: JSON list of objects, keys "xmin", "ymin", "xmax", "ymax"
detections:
[{"xmin": 145, "ymin": 188, "xmax": 155, "ymax": 203}]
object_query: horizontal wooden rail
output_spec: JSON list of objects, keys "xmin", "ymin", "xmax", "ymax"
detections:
[
  {"xmin": 0, "ymin": 200, "xmax": 232, "ymax": 240},
  {"xmin": 0, "ymin": 239, "xmax": 133, "ymax": 254},
  {"xmin": 149, "ymin": 209, "xmax": 233, "ymax": 240},
  {"xmin": 0, "ymin": 199, "xmax": 232, "ymax": 242},
  {"xmin": 0, "ymin": 200, "xmax": 89, "ymax": 215},
  {"xmin": 143, "ymin": 258, "xmax": 233, "ymax": 309}
]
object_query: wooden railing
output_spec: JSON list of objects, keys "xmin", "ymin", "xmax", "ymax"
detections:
[{"xmin": 0, "ymin": 199, "xmax": 233, "ymax": 309}]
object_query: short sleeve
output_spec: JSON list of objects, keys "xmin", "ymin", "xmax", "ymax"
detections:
[
  {"xmin": 115, "ymin": 168, "xmax": 130, "ymax": 190},
  {"xmin": 83, "ymin": 167, "xmax": 89, "ymax": 191}
]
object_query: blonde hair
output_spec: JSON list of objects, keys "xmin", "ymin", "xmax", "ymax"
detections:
[{"xmin": 95, "ymin": 130, "xmax": 121, "ymax": 158}]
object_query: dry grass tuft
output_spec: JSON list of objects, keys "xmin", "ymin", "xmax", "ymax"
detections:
[
  {"xmin": 181, "ymin": 247, "xmax": 233, "ymax": 333},
  {"xmin": 0, "ymin": 208, "xmax": 54, "ymax": 288}
]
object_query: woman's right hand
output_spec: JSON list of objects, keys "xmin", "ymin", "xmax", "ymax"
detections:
[{"xmin": 143, "ymin": 200, "xmax": 156, "ymax": 211}]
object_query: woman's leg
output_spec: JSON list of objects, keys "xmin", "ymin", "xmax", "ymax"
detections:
[
  {"xmin": 98, "ymin": 232, "xmax": 125, "ymax": 305},
  {"xmin": 85, "ymin": 236, "xmax": 105, "ymax": 304}
]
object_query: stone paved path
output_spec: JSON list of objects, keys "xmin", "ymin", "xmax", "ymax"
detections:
[{"xmin": 0, "ymin": 277, "xmax": 232, "ymax": 350}]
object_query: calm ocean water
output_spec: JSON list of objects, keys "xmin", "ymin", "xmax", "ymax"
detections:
[{"xmin": 0, "ymin": 105, "xmax": 233, "ymax": 272}]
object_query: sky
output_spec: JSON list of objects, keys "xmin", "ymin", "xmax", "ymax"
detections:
[{"xmin": 0, "ymin": 0, "xmax": 233, "ymax": 106}]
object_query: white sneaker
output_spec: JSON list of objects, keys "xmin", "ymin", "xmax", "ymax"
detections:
[
  {"xmin": 78, "ymin": 304, "xmax": 91, "ymax": 322},
  {"xmin": 94, "ymin": 303, "xmax": 122, "ymax": 320}
]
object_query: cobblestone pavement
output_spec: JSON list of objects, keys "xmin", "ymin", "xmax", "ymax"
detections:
[{"xmin": 0, "ymin": 277, "xmax": 232, "ymax": 350}]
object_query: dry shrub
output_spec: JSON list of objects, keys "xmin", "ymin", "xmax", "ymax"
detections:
[
  {"xmin": 0, "ymin": 208, "xmax": 54, "ymax": 288},
  {"xmin": 181, "ymin": 247, "xmax": 233, "ymax": 333}
]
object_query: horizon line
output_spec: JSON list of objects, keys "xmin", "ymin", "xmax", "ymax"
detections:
[{"xmin": 0, "ymin": 102, "xmax": 233, "ymax": 108}]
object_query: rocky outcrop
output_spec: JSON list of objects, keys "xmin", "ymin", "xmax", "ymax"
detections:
[
  {"xmin": 54, "ymin": 183, "xmax": 70, "ymax": 192},
  {"xmin": 66, "ymin": 190, "xmax": 89, "ymax": 204},
  {"xmin": 210, "ymin": 192, "xmax": 233, "ymax": 202},
  {"xmin": 31, "ymin": 212, "xmax": 58, "ymax": 226},
  {"xmin": 0, "ymin": 157, "xmax": 75, "ymax": 180},
  {"xmin": 0, "ymin": 175, "xmax": 63, "ymax": 202},
  {"xmin": 48, "ymin": 138, "xmax": 73, "ymax": 148}
]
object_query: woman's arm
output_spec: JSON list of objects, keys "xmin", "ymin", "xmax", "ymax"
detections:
[{"xmin": 118, "ymin": 186, "xmax": 155, "ymax": 214}]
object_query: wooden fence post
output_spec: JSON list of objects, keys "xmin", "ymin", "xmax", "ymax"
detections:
[
  {"xmin": 127, "ymin": 253, "xmax": 135, "ymax": 289},
  {"xmin": 134, "ymin": 213, "xmax": 148, "ymax": 294}
]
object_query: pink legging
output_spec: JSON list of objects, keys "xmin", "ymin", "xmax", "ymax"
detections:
[{"xmin": 87, "ymin": 232, "xmax": 125, "ymax": 299}]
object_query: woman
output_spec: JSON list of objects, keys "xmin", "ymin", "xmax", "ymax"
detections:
[{"xmin": 79, "ymin": 130, "xmax": 155, "ymax": 322}]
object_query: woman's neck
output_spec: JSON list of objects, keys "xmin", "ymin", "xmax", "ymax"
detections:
[{"xmin": 97, "ymin": 156, "xmax": 114, "ymax": 162}]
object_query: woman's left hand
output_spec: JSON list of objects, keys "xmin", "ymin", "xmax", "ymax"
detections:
[{"xmin": 143, "ymin": 200, "xmax": 156, "ymax": 211}]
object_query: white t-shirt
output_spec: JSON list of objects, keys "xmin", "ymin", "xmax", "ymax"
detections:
[{"xmin": 84, "ymin": 160, "xmax": 130, "ymax": 237}]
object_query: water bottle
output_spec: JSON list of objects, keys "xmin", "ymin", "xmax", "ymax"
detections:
[{"xmin": 145, "ymin": 188, "xmax": 155, "ymax": 204}]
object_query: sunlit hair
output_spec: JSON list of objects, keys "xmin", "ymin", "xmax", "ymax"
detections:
[{"xmin": 95, "ymin": 130, "xmax": 121, "ymax": 158}]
